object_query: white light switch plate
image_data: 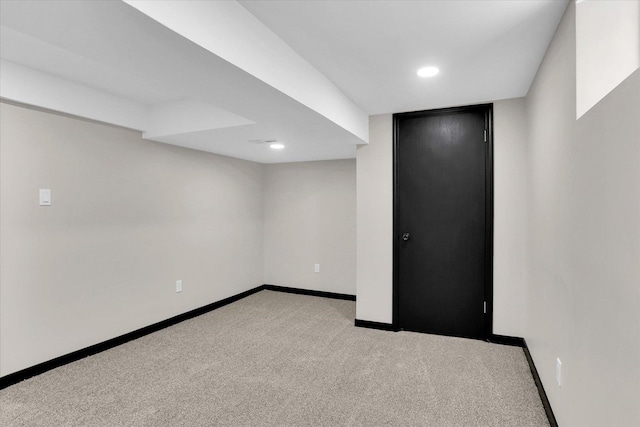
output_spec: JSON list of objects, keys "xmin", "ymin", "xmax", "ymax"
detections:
[
  {"xmin": 39, "ymin": 189, "xmax": 51, "ymax": 206},
  {"xmin": 176, "ymin": 280, "xmax": 182, "ymax": 293}
]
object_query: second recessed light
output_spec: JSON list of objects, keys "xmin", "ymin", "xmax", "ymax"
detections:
[
  {"xmin": 270, "ymin": 143, "xmax": 285, "ymax": 150},
  {"xmin": 417, "ymin": 66, "xmax": 439, "ymax": 78}
]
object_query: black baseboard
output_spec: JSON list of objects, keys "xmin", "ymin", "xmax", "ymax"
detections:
[
  {"xmin": 522, "ymin": 339, "xmax": 559, "ymax": 427},
  {"xmin": 487, "ymin": 334, "xmax": 557, "ymax": 426},
  {"xmin": 488, "ymin": 334, "xmax": 526, "ymax": 347},
  {"xmin": 263, "ymin": 284, "xmax": 356, "ymax": 301},
  {"xmin": 0, "ymin": 284, "xmax": 355, "ymax": 389},
  {"xmin": 0, "ymin": 285, "xmax": 265, "ymax": 390},
  {"xmin": 354, "ymin": 319, "xmax": 399, "ymax": 331}
]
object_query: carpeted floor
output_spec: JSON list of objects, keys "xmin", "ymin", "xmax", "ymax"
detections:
[{"xmin": 0, "ymin": 290, "xmax": 549, "ymax": 426}]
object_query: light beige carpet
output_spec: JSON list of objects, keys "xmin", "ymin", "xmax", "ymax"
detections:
[{"xmin": 0, "ymin": 290, "xmax": 549, "ymax": 426}]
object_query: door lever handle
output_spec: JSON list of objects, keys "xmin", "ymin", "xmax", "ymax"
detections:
[{"xmin": 402, "ymin": 232, "xmax": 410, "ymax": 241}]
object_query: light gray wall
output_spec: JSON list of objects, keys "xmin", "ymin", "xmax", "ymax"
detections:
[
  {"xmin": 355, "ymin": 104, "xmax": 530, "ymax": 335},
  {"xmin": 493, "ymin": 98, "xmax": 529, "ymax": 336},
  {"xmin": 355, "ymin": 114, "xmax": 393, "ymax": 323},
  {"xmin": 525, "ymin": 2, "xmax": 639, "ymax": 426},
  {"xmin": 0, "ymin": 102, "xmax": 265, "ymax": 376},
  {"xmin": 575, "ymin": 0, "xmax": 639, "ymax": 118},
  {"xmin": 263, "ymin": 160, "xmax": 356, "ymax": 294}
]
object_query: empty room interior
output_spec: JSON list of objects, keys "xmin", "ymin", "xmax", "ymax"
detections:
[{"xmin": 0, "ymin": 1, "xmax": 638, "ymax": 426}]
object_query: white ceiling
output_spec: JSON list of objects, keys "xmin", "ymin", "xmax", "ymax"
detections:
[
  {"xmin": 0, "ymin": 0, "xmax": 568, "ymax": 163},
  {"xmin": 241, "ymin": 0, "xmax": 569, "ymax": 115}
]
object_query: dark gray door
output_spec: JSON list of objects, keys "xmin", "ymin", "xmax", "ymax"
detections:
[{"xmin": 394, "ymin": 105, "xmax": 492, "ymax": 339}]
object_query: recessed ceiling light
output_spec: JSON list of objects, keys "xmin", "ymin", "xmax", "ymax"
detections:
[
  {"xmin": 270, "ymin": 143, "xmax": 285, "ymax": 150},
  {"xmin": 417, "ymin": 66, "xmax": 439, "ymax": 78}
]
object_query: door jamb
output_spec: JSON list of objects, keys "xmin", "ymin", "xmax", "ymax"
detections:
[{"xmin": 392, "ymin": 103, "xmax": 494, "ymax": 339}]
